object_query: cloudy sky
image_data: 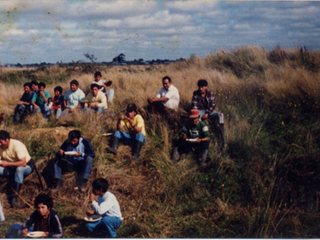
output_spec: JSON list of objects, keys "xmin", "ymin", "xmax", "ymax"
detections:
[{"xmin": 0, "ymin": 1, "xmax": 319, "ymax": 64}]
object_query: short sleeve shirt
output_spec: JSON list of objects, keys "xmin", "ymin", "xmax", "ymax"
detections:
[
  {"xmin": 31, "ymin": 90, "xmax": 51, "ymax": 106},
  {"xmin": 0, "ymin": 139, "xmax": 31, "ymax": 163},
  {"xmin": 156, "ymin": 85, "xmax": 179, "ymax": 110},
  {"xmin": 120, "ymin": 114, "xmax": 146, "ymax": 136},
  {"xmin": 64, "ymin": 88, "xmax": 85, "ymax": 109},
  {"xmin": 91, "ymin": 79, "xmax": 108, "ymax": 92}
]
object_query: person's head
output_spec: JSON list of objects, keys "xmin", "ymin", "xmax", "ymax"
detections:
[
  {"xmin": 38, "ymin": 82, "xmax": 46, "ymax": 92},
  {"xmin": 94, "ymin": 71, "xmax": 102, "ymax": 81},
  {"xmin": 91, "ymin": 83, "xmax": 99, "ymax": 97},
  {"xmin": 92, "ymin": 178, "xmax": 109, "ymax": 195},
  {"xmin": 23, "ymin": 82, "xmax": 32, "ymax": 94},
  {"xmin": 162, "ymin": 76, "xmax": 172, "ymax": 90},
  {"xmin": 189, "ymin": 109, "xmax": 200, "ymax": 125},
  {"xmin": 34, "ymin": 194, "xmax": 53, "ymax": 218},
  {"xmin": 30, "ymin": 80, "xmax": 39, "ymax": 91},
  {"xmin": 68, "ymin": 130, "xmax": 81, "ymax": 146},
  {"xmin": 54, "ymin": 86, "xmax": 63, "ymax": 97},
  {"xmin": 197, "ymin": 79, "xmax": 208, "ymax": 94},
  {"xmin": 126, "ymin": 103, "xmax": 137, "ymax": 118},
  {"xmin": 70, "ymin": 79, "xmax": 79, "ymax": 92},
  {"xmin": 0, "ymin": 130, "xmax": 10, "ymax": 149}
]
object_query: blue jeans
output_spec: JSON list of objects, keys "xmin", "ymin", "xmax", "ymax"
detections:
[
  {"xmin": 83, "ymin": 106, "xmax": 104, "ymax": 114},
  {"xmin": 35, "ymin": 103, "xmax": 50, "ymax": 119},
  {"xmin": 14, "ymin": 104, "xmax": 33, "ymax": 123},
  {"xmin": 86, "ymin": 216, "xmax": 122, "ymax": 238},
  {"xmin": 105, "ymin": 89, "xmax": 114, "ymax": 103},
  {"xmin": 198, "ymin": 110, "xmax": 223, "ymax": 124},
  {"xmin": 54, "ymin": 156, "xmax": 93, "ymax": 180},
  {"xmin": 114, "ymin": 131, "xmax": 146, "ymax": 144},
  {"xmin": 51, "ymin": 108, "xmax": 62, "ymax": 119},
  {"xmin": 0, "ymin": 165, "xmax": 33, "ymax": 184}
]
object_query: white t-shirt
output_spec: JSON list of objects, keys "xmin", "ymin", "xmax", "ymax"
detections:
[
  {"xmin": 156, "ymin": 84, "xmax": 180, "ymax": 110},
  {"xmin": 91, "ymin": 191, "xmax": 123, "ymax": 220},
  {"xmin": 64, "ymin": 88, "xmax": 85, "ymax": 109},
  {"xmin": 91, "ymin": 79, "xmax": 109, "ymax": 92}
]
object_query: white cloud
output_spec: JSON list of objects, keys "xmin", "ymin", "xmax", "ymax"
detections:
[{"xmin": 165, "ymin": 1, "xmax": 217, "ymax": 13}]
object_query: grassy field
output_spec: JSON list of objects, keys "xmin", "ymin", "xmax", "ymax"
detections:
[{"xmin": 0, "ymin": 46, "xmax": 320, "ymax": 237}]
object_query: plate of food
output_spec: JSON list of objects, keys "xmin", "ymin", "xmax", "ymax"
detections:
[
  {"xmin": 186, "ymin": 138, "xmax": 198, "ymax": 142},
  {"xmin": 27, "ymin": 231, "xmax": 45, "ymax": 238},
  {"xmin": 64, "ymin": 151, "xmax": 78, "ymax": 155},
  {"xmin": 85, "ymin": 214, "xmax": 102, "ymax": 222}
]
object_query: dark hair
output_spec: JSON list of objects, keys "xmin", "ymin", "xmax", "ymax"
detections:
[
  {"xmin": 94, "ymin": 71, "xmax": 102, "ymax": 77},
  {"xmin": 54, "ymin": 86, "xmax": 63, "ymax": 94},
  {"xmin": 30, "ymin": 80, "xmax": 39, "ymax": 86},
  {"xmin": 0, "ymin": 130, "xmax": 10, "ymax": 140},
  {"xmin": 23, "ymin": 82, "xmax": 32, "ymax": 89},
  {"xmin": 126, "ymin": 103, "xmax": 137, "ymax": 113},
  {"xmin": 68, "ymin": 130, "xmax": 81, "ymax": 141},
  {"xmin": 91, "ymin": 83, "xmax": 99, "ymax": 90},
  {"xmin": 92, "ymin": 178, "xmax": 109, "ymax": 192},
  {"xmin": 197, "ymin": 79, "xmax": 208, "ymax": 87},
  {"xmin": 39, "ymin": 82, "xmax": 46, "ymax": 88},
  {"xmin": 70, "ymin": 79, "xmax": 79, "ymax": 86},
  {"xmin": 34, "ymin": 193, "xmax": 53, "ymax": 209},
  {"xmin": 162, "ymin": 76, "xmax": 172, "ymax": 83}
]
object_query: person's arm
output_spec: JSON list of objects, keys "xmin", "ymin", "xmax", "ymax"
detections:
[
  {"xmin": 207, "ymin": 91, "xmax": 216, "ymax": 113},
  {"xmin": 83, "ymin": 138, "xmax": 95, "ymax": 159},
  {"xmin": 152, "ymin": 96, "xmax": 169, "ymax": 103},
  {"xmin": 22, "ymin": 211, "xmax": 37, "ymax": 236},
  {"xmin": 55, "ymin": 140, "xmax": 69, "ymax": 158},
  {"xmin": 90, "ymin": 194, "xmax": 113, "ymax": 215},
  {"xmin": 39, "ymin": 91, "xmax": 49, "ymax": 104},
  {"xmin": 48, "ymin": 212, "xmax": 63, "ymax": 238},
  {"xmin": 117, "ymin": 115, "xmax": 126, "ymax": 131},
  {"xmin": 95, "ymin": 93, "xmax": 107, "ymax": 108},
  {"xmin": 0, "ymin": 157, "xmax": 27, "ymax": 167},
  {"xmin": 191, "ymin": 91, "xmax": 199, "ymax": 109}
]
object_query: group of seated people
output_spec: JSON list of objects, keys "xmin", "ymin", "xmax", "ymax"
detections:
[{"xmin": 13, "ymin": 71, "xmax": 114, "ymax": 124}]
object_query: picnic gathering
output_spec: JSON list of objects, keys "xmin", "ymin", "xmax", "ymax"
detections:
[{"xmin": 0, "ymin": 72, "xmax": 225, "ymax": 238}]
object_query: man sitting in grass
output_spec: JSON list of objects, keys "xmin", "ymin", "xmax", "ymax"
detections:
[
  {"xmin": 86, "ymin": 178, "xmax": 122, "ymax": 238},
  {"xmin": 91, "ymin": 71, "xmax": 114, "ymax": 103},
  {"xmin": 106, "ymin": 103, "xmax": 146, "ymax": 164},
  {"xmin": 50, "ymin": 86, "xmax": 65, "ymax": 119},
  {"xmin": 171, "ymin": 109, "xmax": 210, "ymax": 166},
  {"xmin": 83, "ymin": 83, "xmax": 107, "ymax": 114},
  {"xmin": 52, "ymin": 130, "xmax": 95, "ymax": 193},
  {"xmin": 13, "ymin": 82, "xmax": 34, "ymax": 124},
  {"xmin": 22, "ymin": 193, "xmax": 63, "ymax": 238},
  {"xmin": 0, "ymin": 130, "xmax": 36, "ymax": 207},
  {"xmin": 62, "ymin": 79, "xmax": 85, "ymax": 116},
  {"xmin": 31, "ymin": 82, "xmax": 51, "ymax": 120}
]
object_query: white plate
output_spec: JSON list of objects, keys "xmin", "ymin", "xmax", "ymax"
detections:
[
  {"xmin": 102, "ymin": 133, "xmax": 113, "ymax": 136},
  {"xmin": 186, "ymin": 138, "xmax": 198, "ymax": 142},
  {"xmin": 27, "ymin": 231, "xmax": 45, "ymax": 238},
  {"xmin": 64, "ymin": 151, "xmax": 78, "ymax": 155},
  {"xmin": 85, "ymin": 214, "xmax": 102, "ymax": 222}
]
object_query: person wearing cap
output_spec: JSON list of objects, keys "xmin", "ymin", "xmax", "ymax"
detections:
[
  {"xmin": 147, "ymin": 76, "xmax": 180, "ymax": 113},
  {"xmin": 52, "ymin": 130, "xmax": 95, "ymax": 193},
  {"xmin": 0, "ymin": 130, "xmax": 36, "ymax": 207},
  {"xmin": 91, "ymin": 71, "xmax": 114, "ymax": 103},
  {"xmin": 191, "ymin": 79, "xmax": 224, "ymax": 148},
  {"xmin": 171, "ymin": 109, "xmax": 210, "ymax": 165},
  {"xmin": 106, "ymin": 103, "xmax": 146, "ymax": 164}
]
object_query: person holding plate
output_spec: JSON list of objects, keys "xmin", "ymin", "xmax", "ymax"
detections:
[
  {"xmin": 52, "ymin": 130, "xmax": 95, "ymax": 192},
  {"xmin": 171, "ymin": 109, "xmax": 210, "ymax": 165},
  {"xmin": 86, "ymin": 178, "xmax": 122, "ymax": 238}
]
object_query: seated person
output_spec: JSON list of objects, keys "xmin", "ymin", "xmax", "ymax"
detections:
[
  {"xmin": 106, "ymin": 104, "xmax": 146, "ymax": 164},
  {"xmin": 86, "ymin": 178, "xmax": 122, "ymax": 238},
  {"xmin": 22, "ymin": 193, "xmax": 63, "ymax": 238},
  {"xmin": 62, "ymin": 79, "xmax": 85, "ymax": 116},
  {"xmin": 30, "ymin": 80, "xmax": 39, "ymax": 93},
  {"xmin": 13, "ymin": 82, "xmax": 34, "ymax": 124},
  {"xmin": 83, "ymin": 84, "xmax": 107, "ymax": 114},
  {"xmin": 191, "ymin": 79, "xmax": 224, "ymax": 147},
  {"xmin": 92, "ymin": 71, "xmax": 114, "ymax": 102},
  {"xmin": 50, "ymin": 86, "xmax": 65, "ymax": 119},
  {"xmin": 171, "ymin": 109, "xmax": 210, "ymax": 166},
  {"xmin": 0, "ymin": 130, "xmax": 36, "ymax": 207},
  {"xmin": 147, "ymin": 76, "xmax": 179, "ymax": 113},
  {"xmin": 52, "ymin": 130, "xmax": 95, "ymax": 192},
  {"xmin": 0, "ymin": 200, "xmax": 4, "ymax": 223},
  {"xmin": 31, "ymin": 82, "xmax": 51, "ymax": 119}
]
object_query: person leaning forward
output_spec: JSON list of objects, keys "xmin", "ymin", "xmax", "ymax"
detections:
[
  {"xmin": 52, "ymin": 130, "xmax": 95, "ymax": 193},
  {"xmin": 171, "ymin": 109, "xmax": 210, "ymax": 166},
  {"xmin": 106, "ymin": 103, "xmax": 146, "ymax": 164},
  {"xmin": 0, "ymin": 130, "xmax": 36, "ymax": 207}
]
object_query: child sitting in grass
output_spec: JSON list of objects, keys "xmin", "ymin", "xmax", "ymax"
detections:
[
  {"xmin": 50, "ymin": 86, "xmax": 64, "ymax": 119},
  {"xmin": 86, "ymin": 178, "xmax": 123, "ymax": 238},
  {"xmin": 22, "ymin": 193, "xmax": 63, "ymax": 238}
]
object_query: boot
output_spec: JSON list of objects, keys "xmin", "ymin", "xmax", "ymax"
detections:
[
  {"xmin": 171, "ymin": 147, "xmax": 180, "ymax": 163},
  {"xmin": 80, "ymin": 179, "xmax": 88, "ymax": 193},
  {"xmin": 106, "ymin": 137, "xmax": 120, "ymax": 155},
  {"xmin": 197, "ymin": 149, "xmax": 208, "ymax": 166},
  {"xmin": 219, "ymin": 123, "xmax": 225, "ymax": 150},
  {"xmin": 52, "ymin": 179, "xmax": 63, "ymax": 192},
  {"xmin": 132, "ymin": 141, "xmax": 144, "ymax": 165},
  {"xmin": 11, "ymin": 182, "xmax": 21, "ymax": 208}
]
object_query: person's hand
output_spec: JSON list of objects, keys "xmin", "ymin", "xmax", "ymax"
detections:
[
  {"xmin": 181, "ymin": 134, "xmax": 187, "ymax": 140},
  {"xmin": 22, "ymin": 228, "xmax": 28, "ymax": 237},
  {"xmin": 89, "ymin": 192, "xmax": 95, "ymax": 203},
  {"xmin": 42, "ymin": 232, "xmax": 49, "ymax": 238},
  {"xmin": 147, "ymin": 98, "xmax": 153, "ymax": 104},
  {"xmin": 0, "ymin": 160, "xmax": 9, "ymax": 167},
  {"xmin": 69, "ymin": 108, "xmax": 75, "ymax": 113},
  {"xmin": 196, "ymin": 138, "xmax": 202, "ymax": 143},
  {"xmin": 89, "ymin": 102, "xmax": 96, "ymax": 108},
  {"xmin": 86, "ymin": 210, "xmax": 95, "ymax": 216},
  {"xmin": 34, "ymin": 105, "xmax": 39, "ymax": 110},
  {"xmin": 106, "ymin": 80, "xmax": 112, "ymax": 86},
  {"xmin": 119, "ymin": 114, "xmax": 127, "ymax": 120},
  {"xmin": 201, "ymin": 114, "xmax": 208, "ymax": 120},
  {"xmin": 74, "ymin": 151, "xmax": 82, "ymax": 157},
  {"xmin": 39, "ymin": 91, "xmax": 45, "ymax": 97},
  {"xmin": 58, "ymin": 149, "xmax": 64, "ymax": 155},
  {"xmin": 18, "ymin": 101, "xmax": 24, "ymax": 105}
]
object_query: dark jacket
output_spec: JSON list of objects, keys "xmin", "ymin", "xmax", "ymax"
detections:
[
  {"xmin": 22, "ymin": 209, "xmax": 63, "ymax": 238},
  {"xmin": 191, "ymin": 89, "xmax": 216, "ymax": 114}
]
